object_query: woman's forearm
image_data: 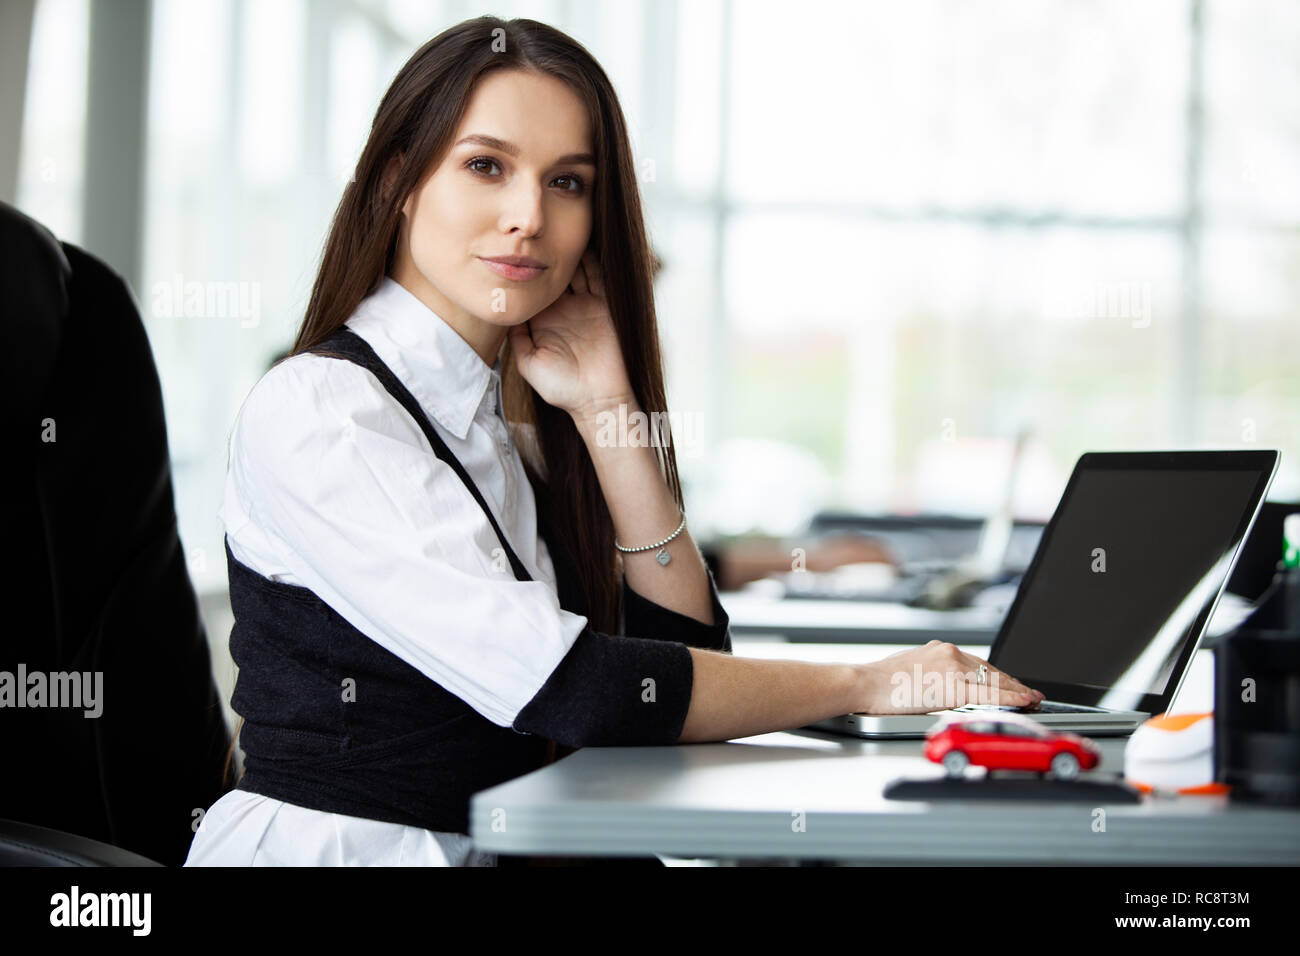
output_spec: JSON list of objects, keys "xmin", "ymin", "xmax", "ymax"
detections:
[
  {"xmin": 570, "ymin": 401, "xmax": 714, "ymax": 626},
  {"xmin": 678, "ymin": 649, "xmax": 869, "ymax": 743}
]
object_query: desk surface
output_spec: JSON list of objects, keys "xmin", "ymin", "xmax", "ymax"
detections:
[
  {"xmin": 720, "ymin": 589, "xmax": 1003, "ymax": 643},
  {"xmin": 470, "ymin": 641, "xmax": 1295, "ymax": 864},
  {"xmin": 719, "ymin": 585, "xmax": 1258, "ymax": 645}
]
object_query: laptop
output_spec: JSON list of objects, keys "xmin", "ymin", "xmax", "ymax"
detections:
[{"xmin": 810, "ymin": 450, "xmax": 1279, "ymax": 739}]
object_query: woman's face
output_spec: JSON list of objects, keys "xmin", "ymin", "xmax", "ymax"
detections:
[{"xmin": 392, "ymin": 68, "xmax": 596, "ymax": 365}]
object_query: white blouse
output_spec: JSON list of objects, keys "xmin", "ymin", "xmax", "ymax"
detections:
[{"xmin": 185, "ymin": 276, "xmax": 591, "ymax": 867}]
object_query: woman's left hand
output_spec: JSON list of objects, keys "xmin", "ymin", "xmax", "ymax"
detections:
[{"xmin": 509, "ymin": 249, "xmax": 635, "ymax": 422}]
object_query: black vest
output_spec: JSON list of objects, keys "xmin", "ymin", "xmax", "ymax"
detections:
[{"xmin": 227, "ymin": 328, "xmax": 600, "ymax": 835}]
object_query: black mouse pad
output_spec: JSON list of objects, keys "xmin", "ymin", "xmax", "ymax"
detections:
[{"xmin": 884, "ymin": 775, "xmax": 1142, "ymax": 803}]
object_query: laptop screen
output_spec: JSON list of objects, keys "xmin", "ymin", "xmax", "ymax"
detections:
[{"xmin": 990, "ymin": 454, "xmax": 1275, "ymax": 711}]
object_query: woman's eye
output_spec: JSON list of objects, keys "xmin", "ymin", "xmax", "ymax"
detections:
[
  {"xmin": 466, "ymin": 157, "xmax": 501, "ymax": 177},
  {"xmin": 553, "ymin": 174, "xmax": 586, "ymax": 194}
]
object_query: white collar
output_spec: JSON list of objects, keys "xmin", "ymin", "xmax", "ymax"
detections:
[{"xmin": 345, "ymin": 277, "xmax": 502, "ymax": 441}]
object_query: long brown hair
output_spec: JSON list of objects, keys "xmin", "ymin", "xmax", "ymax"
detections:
[{"xmin": 222, "ymin": 16, "xmax": 682, "ymax": 784}]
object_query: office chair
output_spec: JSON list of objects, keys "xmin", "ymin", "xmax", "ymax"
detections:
[
  {"xmin": 1, "ymin": 201, "xmax": 233, "ymax": 867},
  {"xmin": 0, "ymin": 818, "xmax": 165, "ymax": 867}
]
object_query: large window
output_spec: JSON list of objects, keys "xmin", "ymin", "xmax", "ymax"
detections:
[
  {"xmin": 666, "ymin": 0, "xmax": 1299, "ymax": 536},
  {"xmin": 16, "ymin": 0, "xmax": 1300, "ymax": 590}
]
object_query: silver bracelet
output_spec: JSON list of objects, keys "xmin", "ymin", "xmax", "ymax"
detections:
[{"xmin": 614, "ymin": 511, "xmax": 686, "ymax": 566}]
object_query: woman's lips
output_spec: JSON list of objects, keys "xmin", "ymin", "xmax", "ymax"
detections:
[{"xmin": 479, "ymin": 257, "xmax": 547, "ymax": 281}]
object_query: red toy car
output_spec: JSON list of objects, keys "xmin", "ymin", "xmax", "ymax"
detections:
[{"xmin": 924, "ymin": 711, "xmax": 1102, "ymax": 780}]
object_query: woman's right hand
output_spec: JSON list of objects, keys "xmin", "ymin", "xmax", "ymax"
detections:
[{"xmin": 857, "ymin": 640, "xmax": 1044, "ymax": 714}]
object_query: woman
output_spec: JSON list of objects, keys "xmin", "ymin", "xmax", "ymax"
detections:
[{"xmin": 186, "ymin": 16, "xmax": 1041, "ymax": 867}]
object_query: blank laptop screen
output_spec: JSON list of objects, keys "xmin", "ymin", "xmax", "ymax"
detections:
[{"xmin": 993, "ymin": 467, "xmax": 1264, "ymax": 701}]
